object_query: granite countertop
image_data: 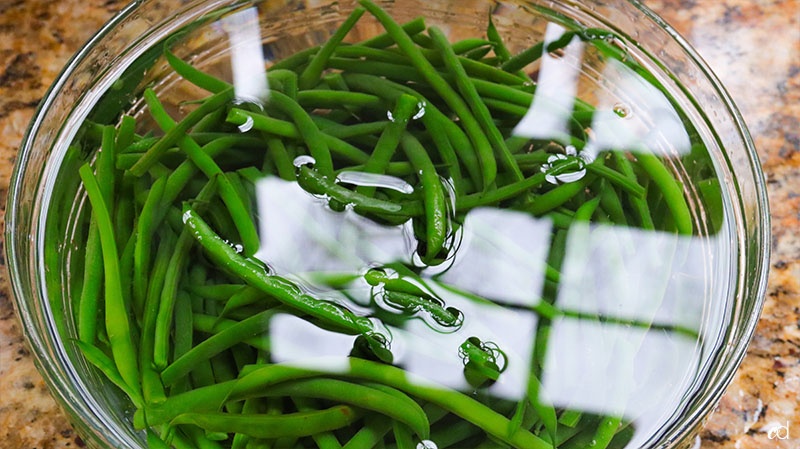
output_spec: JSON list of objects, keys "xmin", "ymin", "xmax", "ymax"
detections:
[{"xmin": 0, "ymin": 0, "xmax": 798, "ymax": 448}]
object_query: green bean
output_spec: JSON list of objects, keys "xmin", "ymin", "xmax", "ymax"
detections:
[
  {"xmin": 228, "ymin": 109, "xmax": 374, "ymax": 164},
  {"xmin": 266, "ymin": 137, "xmax": 294, "ymax": 181},
  {"xmin": 585, "ymin": 160, "xmax": 646, "ymax": 199},
  {"xmin": 139, "ymin": 364, "xmax": 322, "ymax": 427},
  {"xmin": 429, "ymin": 26, "xmax": 523, "ymax": 183},
  {"xmin": 260, "ymin": 379, "xmax": 429, "ymax": 438},
  {"xmin": 165, "ymin": 37, "xmax": 230, "ymax": 94},
  {"xmin": 182, "ymin": 208, "xmax": 375, "ymax": 335},
  {"xmin": 598, "ymin": 179, "xmax": 628, "ymax": 225},
  {"xmin": 140, "ymin": 227, "xmax": 178, "ymax": 403},
  {"xmin": 314, "ymin": 120, "xmax": 389, "ymax": 139},
  {"xmin": 527, "ymin": 374, "xmax": 558, "ymax": 444},
  {"xmin": 151, "ymin": 227, "xmax": 198, "ymax": 373},
  {"xmin": 170, "ymin": 289, "xmax": 195, "ymax": 396},
  {"xmin": 590, "ymin": 416, "xmax": 622, "ymax": 449},
  {"xmin": 501, "ymin": 41, "xmax": 545, "ymax": 73},
  {"xmin": 189, "ymin": 284, "xmax": 248, "ymax": 302},
  {"xmin": 192, "ymin": 314, "xmax": 271, "ymax": 353},
  {"xmin": 220, "ymin": 286, "xmax": 276, "ymax": 319},
  {"xmin": 97, "ymin": 126, "xmax": 117, "ymax": 208},
  {"xmin": 356, "ymin": 94, "xmax": 417, "ymax": 197},
  {"xmin": 636, "ymin": 152, "xmax": 693, "ymax": 234},
  {"xmin": 430, "ymin": 419, "xmax": 482, "ymax": 448},
  {"xmin": 574, "ymin": 196, "xmax": 601, "ymax": 222},
  {"xmin": 327, "ymin": 57, "xmax": 426, "ymax": 83},
  {"xmin": 291, "ymin": 398, "xmax": 343, "ymax": 449},
  {"xmin": 74, "ymin": 340, "xmax": 144, "ymax": 408},
  {"xmin": 183, "ymin": 425, "xmax": 227, "ymax": 448},
  {"xmin": 526, "ymin": 175, "xmax": 595, "ymax": 216},
  {"xmin": 613, "ymin": 153, "xmax": 654, "ymax": 230},
  {"xmin": 342, "ymin": 416, "xmax": 393, "ymax": 449},
  {"xmin": 170, "ymin": 406, "xmax": 360, "ymax": 439},
  {"xmin": 463, "ymin": 45, "xmax": 493, "ymax": 61},
  {"xmin": 336, "ymin": 44, "xmax": 413, "ymax": 64},
  {"xmin": 356, "ymin": 16, "xmax": 426, "ymax": 48},
  {"xmin": 116, "ymin": 115, "xmax": 137, "ymax": 150},
  {"xmin": 133, "ymin": 176, "xmax": 166, "ymax": 316},
  {"xmin": 296, "ymin": 90, "xmax": 384, "ymax": 110},
  {"xmin": 150, "ymin": 180, "xmax": 216, "ymax": 374},
  {"xmin": 226, "ymin": 108, "xmax": 299, "ymax": 138},
  {"xmin": 455, "ymin": 171, "xmax": 547, "ymax": 211},
  {"xmin": 486, "ymin": 13, "xmax": 511, "ymax": 63},
  {"xmin": 161, "ymin": 309, "xmax": 279, "ymax": 386},
  {"xmin": 79, "ymin": 164, "xmax": 141, "ymax": 395},
  {"xmin": 130, "ymin": 88, "xmax": 234, "ymax": 176},
  {"xmin": 269, "ymin": 69, "xmax": 299, "ymax": 99},
  {"xmin": 500, "ymin": 29, "xmax": 586, "ymax": 73},
  {"xmin": 392, "ymin": 422, "xmax": 415, "ymax": 449},
  {"xmin": 267, "ymin": 91, "xmax": 334, "ymax": 175},
  {"xmin": 401, "ymin": 133, "xmax": 448, "ymax": 261},
  {"xmin": 77, "ymin": 220, "xmax": 102, "ymax": 344},
  {"xmin": 483, "ymin": 97, "xmax": 529, "ymax": 117},
  {"xmin": 450, "ymin": 38, "xmax": 494, "ymax": 55},
  {"xmin": 299, "ymin": 8, "xmax": 365, "ymax": 89}
]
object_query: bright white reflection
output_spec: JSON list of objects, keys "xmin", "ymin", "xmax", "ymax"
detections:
[
  {"xmin": 584, "ymin": 59, "xmax": 690, "ymax": 158},
  {"xmin": 541, "ymin": 317, "xmax": 700, "ymax": 448},
  {"xmin": 555, "ymin": 222, "xmax": 720, "ymax": 332},
  {"xmin": 512, "ymin": 23, "xmax": 584, "ymax": 142},
  {"xmin": 253, "ymin": 177, "xmax": 414, "ymax": 274},
  {"xmin": 270, "ymin": 313, "xmax": 357, "ymax": 362},
  {"xmin": 221, "ymin": 7, "xmax": 270, "ymax": 104},
  {"xmin": 542, "ymin": 220, "xmax": 731, "ymax": 448},
  {"xmin": 336, "ymin": 170, "xmax": 415, "ymax": 194},
  {"xmin": 438, "ymin": 208, "xmax": 552, "ymax": 307}
]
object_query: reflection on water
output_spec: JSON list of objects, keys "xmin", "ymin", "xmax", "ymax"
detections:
[
  {"xmin": 235, "ymin": 8, "xmax": 729, "ymax": 449},
  {"xmin": 221, "ymin": 7, "xmax": 269, "ymax": 104}
]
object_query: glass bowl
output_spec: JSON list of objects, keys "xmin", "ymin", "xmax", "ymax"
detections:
[{"xmin": 5, "ymin": 0, "xmax": 770, "ymax": 448}]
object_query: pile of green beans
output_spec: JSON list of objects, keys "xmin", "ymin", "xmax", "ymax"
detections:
[{"xmin": 62, "ymin": 1, "xmax": 720, "ymax": 448}]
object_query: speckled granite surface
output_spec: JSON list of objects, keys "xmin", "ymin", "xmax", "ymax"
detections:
[{"xmin": 0, "ymin": 0, "xmax": 797, "ymax": 448}]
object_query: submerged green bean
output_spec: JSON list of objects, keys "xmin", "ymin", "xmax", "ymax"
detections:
[{"xmin": 79, "ymin": 164, "xmax": 140, "ymax": 395}]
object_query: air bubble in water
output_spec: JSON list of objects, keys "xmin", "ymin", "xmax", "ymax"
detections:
[
  {"xmin": 417, "ymin": 440, "xmax": 438, "ymax": 449},
  {"xmin": 293, "ymin": 155, "xmax": 316, "ymax": 167},
  {"xmin": 540, "ymin": 145, "xmax": 589, "ymax": 185},
  {"xmin": 613, "ymin": 103, "xmax": 630, "ymax": 118},
  {"xmin": 387, "ymin": 101, "xmax": 427, "ymax": 122},
  {"xmin": 412, "ymin": 101, "xmax": 426, "ymax": 120},
  {"xmin": 237, "ymin": 114, "xmax": 254, "ymax": 132}
]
